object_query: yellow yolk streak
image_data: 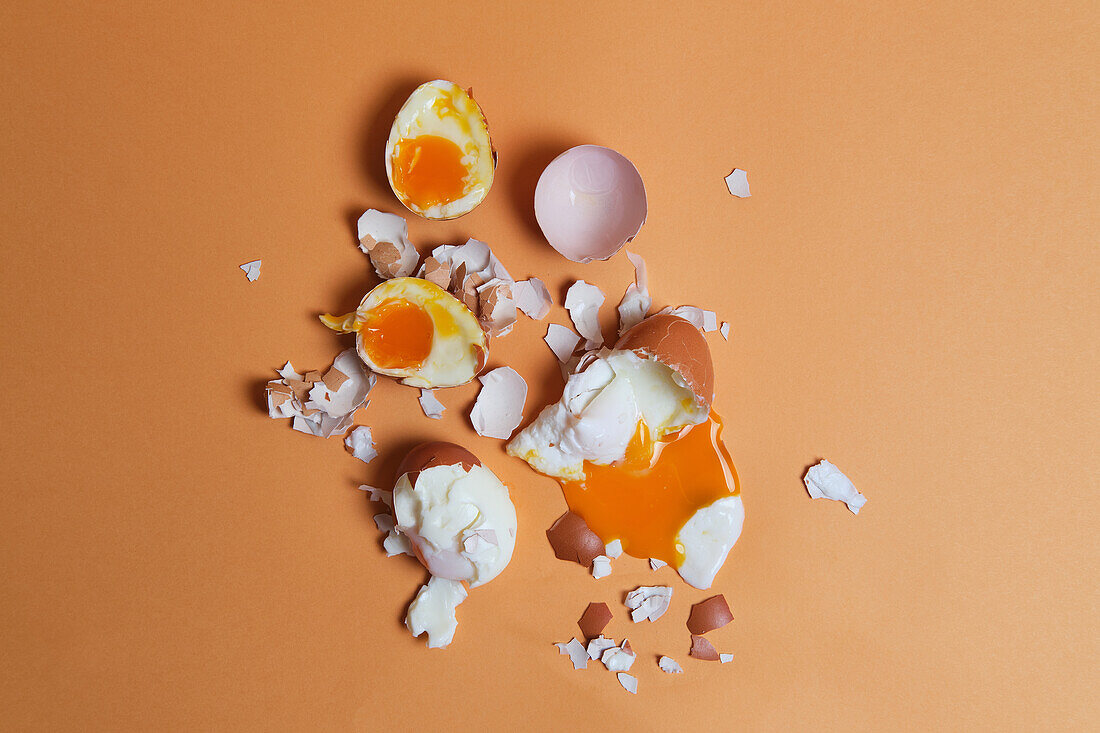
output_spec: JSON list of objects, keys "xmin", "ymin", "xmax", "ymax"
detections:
[
  {"xmin": 359, "ymin": 298, "xmax": 434, "ymax": 370},
  {"xmin": 560, "ymin": 413, "xmax": 739, "ymax": 567},
  {"xmin": 391, "ymin": 134, "xmax": 468, "ymax": 209}
]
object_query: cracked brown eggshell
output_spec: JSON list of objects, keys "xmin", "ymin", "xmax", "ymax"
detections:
[{"xmin": 615, "ymin": 314, "xmax": 714, "ymax": 410}]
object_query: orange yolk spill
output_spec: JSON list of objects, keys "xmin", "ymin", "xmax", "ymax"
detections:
[
  {"xmin": 391, "ymin": 134, "xmax": 468, "ymax": 209},
  {"xmin": 560, "ymin": 413, "xmax": 739, "ymax": 567},
  {"xmin": 359, "ymin": 299, "xmax": 434, "ymax": 370}
]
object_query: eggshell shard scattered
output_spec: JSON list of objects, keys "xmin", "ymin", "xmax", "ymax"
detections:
[
  {"xmin": 578, "ymin": 602, "xmax": 613, "ymax": 639},
  {"xmin": 544, "ymin": 323, "xmax": 581, "ymax": 363},
  {"xmin": 512, "ymin": 278, "xmax": 552, "ymax": 320},
  {"xmin": 617, "ymin": 672, "xmax": 638, "ymax": 695},
  {"xmin": 535, "ymin": 145, "xmax": 647, "ymax": 263},
  {"xmin": 356, "ymin": 209, "xmax": 419, "ymax": 279},
  {"xmin": 720, "ymin": 653, "xmax": 734, "ymax": 663},
  {"xmin": 320, "ymin": 277, "xmax": 488, "ymax": 389},
  {"xmin": 417, "ymin": 239, "xmax": 518, "ymax": 337},
  {"xmin": 625, "ymin": 586, "xmax": 673, "ymax": 623},
  {"xmin": 720, "ymin": 322, "xmax": 730, "ymax": 341},
  {"xmin": 386, "ymin": 81, "xmax": 495, "ymax": 220},
  {"xmin": 239, "ymin": 259, "xmax": 261, "ymax": 282},
  {"xmin": 658, "ymin": 656, "xmax": 684, "ymax": 674},
  {"xmin": 359, "ymin": 484, "xmax": 393, "ymax": 507},
  {"xmin": 546, "ymin": 511, "xmax": 604, "ymax": 568},
  {"xmin": 265, "ymin": 349, "xmax": 375, "ymax": 438},
  {"xmin": 586, "ymin": 635, "xmax": 617, "ymax": 660},
  {"xmin": 469, "ymin": 367, "xmax": 527, "ymax": 440},
  {"xmin": 418, "ymin": 389, "xmax": 445, "ymax": 419},
  {"xmin": 591, "ymin": 555, "xmax": 613, "ymax": 579},
  {"xmin": 649, "ymin": 558, "xmax": 667, "ymax": 570},
  {"xmin": 725, "ymin": 168, "xmax": 751, "ymax": 198},
  {"xmin": 392, "ymin": 442, "xmax": 517, "ymax": 588},
  {"xmin": 604, "ymin": 539, "xmax": 623, "ymax": 559},
  {"xmin": 556, "ymin": 638, "xmax": 590, "ymax": 670},
  {"xmin": 686, "ymin": 595, "xmax": 734, "ymax": 635},
  {"xmin": 804, "ymin": 459, "xmax": 867, "ymax": 514},
  {"xmin": 601, "ymin": 642, "xmax": 636, "ymax": 672},
  {"xmin": 344, "ymin": 426, "xmax": 378, "ymax": 463},
  {"xmin": 405, "ymin": 576, "xmax": 467, "ymax": 649},
  {"xmin": 617, "ymin": 250, "xmax": 651, "ymax": 335},
  {"xmin": 565, "ymin": 280, "xmax": 606, "ymax": 349},
  {"xmin": 689, "ymin": 635, "xmax": 720, "ymax": 661}
]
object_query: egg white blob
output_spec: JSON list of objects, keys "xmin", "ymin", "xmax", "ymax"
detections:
[
  {"xmin": 506, "ymin": 349, "xmax": 706, "ymax": 480},
  {"xmin": 675, "ymin": 495, "xmax": 745, "ymax": 590},
  {"xmin": 393, "ymin": 463, "xmax": 517, "ymax": 588},
  {"xmin": 405, "ymin": 576, "xmax": 467, "ymax": 649},
  {"xmin": 534, "ymin": 145, "xmax": 647, "ymax": 263}
]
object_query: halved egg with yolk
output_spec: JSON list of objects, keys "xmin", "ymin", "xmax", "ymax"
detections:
[
  {"xmin": 320, "ymin": 277, "xmax": 487, "ymax": 388},
  {"xmin": 386, "ymin": 81, "xmax": 495, "ymax": 221}
]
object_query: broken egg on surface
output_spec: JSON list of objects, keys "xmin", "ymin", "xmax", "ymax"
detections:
[
  {"xmin": 320, "ymin": 277, "xmax": 487, "ymax": 389},
  {"xmin": 534, "ymin": 145, "xmax": 647, "ymax": 263},
  {"xmin": 386, "ymin": 80, "xmax": 495, "ymax": 220},
  {"xmin": 507, "ymin": 314, "xmax": 744, "ymax": 589},
  {"xmin": 392, "ymin": 442, "xmax": 517, "ymax": 588}
]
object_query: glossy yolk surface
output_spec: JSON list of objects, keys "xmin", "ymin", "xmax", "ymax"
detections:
[
  {"xmin": 560, "ymin": 413, "xmax": 739, "ymax": 566},
  {"xmin": 391, "ymin": 134, "xmax": 468, "ymax": 209},
  {"xmin": 360, "ymin": 298, "xmax": 434, "ymax": 370}
]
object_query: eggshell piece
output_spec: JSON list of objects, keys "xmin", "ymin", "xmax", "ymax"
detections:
[
  {"xmin": 615, "ymin": 314, "xmax": 714, "ymax": 410},
  {"xmin": 686, "ymin": 595, "xmax": 734, "ymax": 635},
  {"xmin": 578, "ymin": 602, "xmax": 613, "ymax": 639},
  {"xmin": 396, "ymin": 441, "xmax": 481, "ymax": 488},
  {"xmin": 546, "ymin": 511, "xmax": 604, "ymax": 568},
  {"xmin": 534, "ymin": 145, "xmax": 647, "ymax": 263},
  {"xmin": 689, "ymin": 635, "xmax": 720, "ymax": 661}
]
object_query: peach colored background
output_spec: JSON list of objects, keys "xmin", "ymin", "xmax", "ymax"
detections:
[{"xmin": 1, "ymin": 1, "xmax": 1097, "ymax": 730}]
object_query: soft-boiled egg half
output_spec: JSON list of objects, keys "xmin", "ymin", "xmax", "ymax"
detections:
[
  {"xmin": 507, "ymin": 315, "xmax": 743, "ymax": 589},
  {"xmin": 386, "ymin": 80, "xmax": 495, "ymax": 221},
  {"xmin": 320, "ymin": 277, "xmax": 487, "ymax": 388}
]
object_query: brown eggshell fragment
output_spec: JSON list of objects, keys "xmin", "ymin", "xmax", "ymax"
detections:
[
  {"xmin": 689, "ymin": 635, "xmax": 720, "ymax": 661},
  {"xmin": 687, "ymin": 595, "xmax": 734, "ymax": 635},
  {"xmin": 578, "ymin": 602, "xmax": 613, "ymax": 639},
  {"xmin": 396, "ymin": 441, "xmax": 481, "ymax": 488},
  {"xmin": 615, "ymin": 314, "xmax": 714, "ymax": 409},
  {"xmin": 546, "ymin": 512, "xmax": 605, "ymax": 568},
  {"xmin": 421, "ymin": 256, "xmax": 452, "ymax": 289}
]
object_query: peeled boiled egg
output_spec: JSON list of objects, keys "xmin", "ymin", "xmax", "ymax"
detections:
[
  {"xmin": 534, "ymin": 145, "xmax": 647, "ymax": 263},
  {"xmin": 320, "ymin": 277, "xmax": 487, "ymax": 388},
  {"xmin": 393, "ymin": 442, "xmax": 517, "ymax": 588},
  {"xmin": 386, "ymin": 80, "xmax": 495, "ymax": 221},
  {"xmin": 507, "ymin": 315, "xmax": 743, "ymax": 589}
]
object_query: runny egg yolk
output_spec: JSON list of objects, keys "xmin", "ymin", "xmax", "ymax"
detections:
[
  {"xmin": 560, "ymin": 413, "xmax": 739, "ymax": 567},
  {"xmin": 391, "ymin": 134, "xmax": 468, "ymax": 209},
  {"xmin": 359, "ymin": 298, "xmax": 434, "ymax": 370}
]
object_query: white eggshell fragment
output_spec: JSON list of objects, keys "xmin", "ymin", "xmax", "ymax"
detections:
[
  {"xmin": 534, "ymin": 145, "xmax": 647, "ymax": 263},
  {"xmin": 469, "ymin": 367, "xmax": 528, "ymax": 440},
  {"xmin": 804, "ymin": 459, "xmax": 867, "ymax": 514},
  {"xmin": 725, "ymin": 168, "xmax": 750, "ymax": 198}
]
